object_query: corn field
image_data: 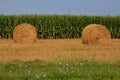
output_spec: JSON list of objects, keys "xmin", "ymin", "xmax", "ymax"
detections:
[{"xmin": 0, "ymin": 15, "xmax": 120, "ymax": 39}]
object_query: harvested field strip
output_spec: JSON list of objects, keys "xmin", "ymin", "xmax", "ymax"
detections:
[{"xmin": 0, "ymin": 39, "xmax": 120, "ymax": 63}]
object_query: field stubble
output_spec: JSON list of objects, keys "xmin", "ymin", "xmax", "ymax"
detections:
[{"xmin": 0, "ymin": 39, "xmax": 120, "ymax": 63}]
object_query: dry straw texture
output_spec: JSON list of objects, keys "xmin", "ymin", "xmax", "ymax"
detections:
[
  {"xmin": 13, "ymin": 23, "xmax": 37, "ymax": 43},
  {"xmin": 82, "ymin": 24, "xmax": 111, "ymax": 45}
]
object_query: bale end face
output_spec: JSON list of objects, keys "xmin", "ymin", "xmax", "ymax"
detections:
[
  {"xmin": 82, "ymin": 24, "xmax": 111, "ymax": 45},
  {"xmin": 13, "ymin": 23, "xmax": 37, "ymax": 43}
]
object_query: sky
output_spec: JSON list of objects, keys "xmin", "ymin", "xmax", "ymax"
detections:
[{"xmin": 0, "ymin": 0, "xmax": 120, "ymax": 16}]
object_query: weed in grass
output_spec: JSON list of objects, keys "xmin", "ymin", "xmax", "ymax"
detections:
[{"xmin": 35, "ymin": 74, "xmax": 40, "ymax": 80}]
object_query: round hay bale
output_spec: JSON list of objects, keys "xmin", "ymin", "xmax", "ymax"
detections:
[
  {"xmin": 82, "ymin": 24, "xmax": 111, "ymax": 45},
  {"xmin": 13, "ymin": 23, "xmax": 37, "ymax": 43}
]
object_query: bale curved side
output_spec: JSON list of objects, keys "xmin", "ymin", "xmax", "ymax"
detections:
[
  {"xmin": 82, "ymin": 24, "xmax": 111, "ymax": 45},
  {"xmin": 13, "ymin": 23, "xmax": 37, "ymax": 43}
]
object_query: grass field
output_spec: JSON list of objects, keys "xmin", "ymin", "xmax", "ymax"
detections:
[
  {"xmin": 0, "ymin": 39, "xmax": 120, "ymax": 80},
  {"xmin": 1, "ymin": 61, "xmax": 120, "ymax": 80}
]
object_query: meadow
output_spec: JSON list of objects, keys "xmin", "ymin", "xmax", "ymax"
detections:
[
  {"xmin": 1, "ymin": 60, "xmax": 120, "ymax": 80},
  {"xmin": 0, "ymin": 39, "xmax": 120, "ymax": 80}
]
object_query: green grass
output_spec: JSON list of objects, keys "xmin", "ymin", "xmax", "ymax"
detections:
[{"xmin": 0, "ymin": 60, "xmax": 120, "ymax": 80}]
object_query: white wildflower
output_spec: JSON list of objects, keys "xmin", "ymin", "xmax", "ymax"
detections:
[
  {"xmin": 43, "ymin": 74, "xmax": 46, "ymax": 77},
  {"xmin": 80, "ymin": 62, "xmax": 83, "ymax": 65}
]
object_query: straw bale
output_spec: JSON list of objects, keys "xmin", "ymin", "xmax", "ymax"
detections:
[
  {"xmin": 82, "ymin": 24, "xmax": 111, "ymax": 45},
  {"xmin": 13, "ymin": 23, "xmax": 37, "ymax": 43}
]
